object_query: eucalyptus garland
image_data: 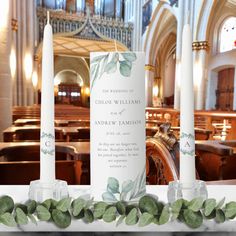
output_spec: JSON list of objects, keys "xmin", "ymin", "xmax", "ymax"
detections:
[{"xmin": 0, "ymin": 194, "xmax": 235, "ymax": 229}]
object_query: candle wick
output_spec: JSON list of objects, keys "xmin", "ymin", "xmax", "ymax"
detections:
[{"xmin": 47, "ymin": 11, "xmax": 50, "ymax": 24}]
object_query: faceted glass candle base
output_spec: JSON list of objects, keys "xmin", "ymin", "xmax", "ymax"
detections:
[
  {"xmin": 29, "ymin": 179, "xmax": 69, "ymax": 202},
  {"xmin": 167, "ymin": 180, "xmax": 208, "ymax": 203}
]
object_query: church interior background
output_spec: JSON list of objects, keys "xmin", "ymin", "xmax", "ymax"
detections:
[{"xmin": 0, "ymin": 0, "xmax": 236, "ymax": 140}]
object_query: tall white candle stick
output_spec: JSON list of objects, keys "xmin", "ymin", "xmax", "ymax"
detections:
[
  {"xmin": 29, "ymin": 11, "xmax": 68, "ymax": 201},
  {"xmin": 40, "ymin": 11, "xmax": 55, "ymax": 183},
  {"xmin": 179, "ymin": 23, "xmax": 196, "ymax": 187}
]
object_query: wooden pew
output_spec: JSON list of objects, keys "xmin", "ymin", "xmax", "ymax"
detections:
[
  {"xmin": 195, "ymin": 140, "xmax": 236, "ymax": 181},
  {"xmin": 0, "ymin": 144, "xmax": 78, "ymax": 161},
  {"xmin": 145, "ymin": 107, "xmax": 236, "ymax": 140},
  {"xmin": 0, "ymin": 160, "xmax": 77, "ymax": 185},
  {"xmin": 0, "ymin": 142, "xmax": 90, "ymax": 184},
  {"xmin": 146, "ymin": 137, "xmax": 179, "ymax": 184},
  {"xmin": 13, "ymin": 105, "xmax": 90, "ymax": 121},
  {"xmin": 3, "ymin": 126, "xmax": 89, "ymax": 142},
  {"xmin": 13, "ymin": 128, "xmax": 64, "ymax": 142}
]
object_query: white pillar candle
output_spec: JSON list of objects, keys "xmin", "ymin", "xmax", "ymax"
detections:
[
  {"xmin": 40, "ymin": 12, "xmax": 55, "ymax": 183},
  {"xmin": 179, "ymin": 24, "xmax": 196, "ymax": 187},
  {"xmin": 90, "ymin": 52, "xmax": 146, "ymax": 201}
]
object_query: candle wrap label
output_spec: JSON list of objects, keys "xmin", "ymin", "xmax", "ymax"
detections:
[
  {"xmin": 180, "ymin": 132, "xmax": 195, "ymax": 156},
  {"xmin": 90, "ymin": 52, "xmax": 146, "ymax": 201},
  {"xmin": 40, "ymin": 132, "xmax": 55, "ymax": 156}
]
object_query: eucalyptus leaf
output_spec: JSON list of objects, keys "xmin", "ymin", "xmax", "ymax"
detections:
[
  {"xmin": 215, "ymin": 209, "xmax": 225, "ymax": 223},
  {"xmin": 171, "ymin": 199, "xmax": 183, "ymax": 220},
  {"xmin": 51, "ymin": 199, "xmax": 58, "ymax": 209},
  {"xmin": 182, "ymin": 199, "xmax": 190, "ymax": 209},
  {"xmin": 56, "ymin": 197, "xmax": 71, "ymax": 212},
  {"xmin": 84, "ymin": 209, "xmax": 94, "ymax": 223},
  {"xmin": 42, "ymin": 199, "xmax": 52, "ymax": 210},
  {"xmin": 0, "ymin": 212, "xmax": 17, "ymax": 227},
  {"xmin": 204, "ymin": 199, "xmax": 216, "ymax": 217},
  {"xmin": 116, "ymin": 201, "xmax": 126, "ymax": 215},
  {"xmin": 96, "ymin": 56, "xmax": 108, "ymax": 80},
  {"xmin": 125, "ymin": 205, "xmax": 137, "ymax": 215},
  {"xmin": 85, "ymin": 198, "xmax": 94, "ymax": 209},
  {"xmin": 139, "ymin": 212, "xmax": 154, "ymax": 227},
  {"xmin": 121, "ymin": 52, "xmax": 137, "ymax": 62},
  {"xmin": 122, "ymin": 180, "xmax": 134, "ymax": 194},
  {"xmin": 158, "ymin": 205, "xmax": 170, "ymax": 225},
  {"xmin": 27, "ymin": 200, "xmax": 37, "ymax": 214},
  {"xmin": 139, "ymin": 195, "xmax": 158, "ymax": 215},
  {"xmin": 28, "ymin": 213, "xmax": 37, "ymax": 225},
  {"xmin": 125, "ymin": 208, "xmax": 138, "ymax": 225},
  {"xmin": 36, "ymin": 205, "xmax": 51, "ymax": 221},
  {"xmin": 188, "ymin": 197, "xmax": 204, "ymax": 212},
  {"xmin": 177, "ymin": 211, "xmax": 185, "ymax": 223},
  {"xmin": 216, "ymin": 197, "xmax": 225, "ymax": 209},
  {"xmin": 225, "ymin": 201, "xmax": 236, "ymax": 219},
  {"xmin": 156, "ymin": 202, "xmax": 164, "ymax": 215},
  {"xmin": 52, "ymin": 209, "xmax": 71, "ymax": 228},
  {"xmin": 204, "ymin": 209, "xmax": 216, "ymax": 219},
  {"xmin": 15, "ymin": 204, "xmax": 27, "ymax": 214},
  {"xmin": 74, "ymin": 209, "xmax": 84, "ymax": 219},
  {"xmin": 105, "ymin": 61, "xmax": 117, "ymax": 74},
  {"xmin": 107, "ymin": 177, "xmax": 120, "ymax": 194},
  {"xmin": 111, "ymin": 52, "xmax": 119, "ymax": 62},
  {"xmin": 102, "ymin": 206, "xmax": 117, "ymax": 223},
  {"xmin": 91, "ymin": 55, "xmax": 106, "ymax": 64},
  {"xmin": 119, "ymin": 61, "xmax": 131, "ymax": 77},
  {"xmin": 93, "ymin": 202, "xmax": 108, "ymax": 219},
  {"xmin": 116, "ymin": 215, "xmax": 125, "ymax": 227},
  {"xmin": 183, "ymin": 209, "xmax": 203, "ymax": 229},
  {"xmin": 72, "ymin": 198, "xmax": 86, "ymax": 217},
  {"xmin": 91, "ymin": 63, "xmax": 99, "ymax": 89},
  {"xmin": 15, "ymin": 208, "xmax": 28, "ymax": 225},
  {"xmin": 102, "ymin": 192, "xmax": 118, "ymax": 202},
  {"xmin": 0, "ymin": 196, "xmax": 14, "ymax": 214},
  {"xmin": 129, "ymin": 167, "xmax": 146, "ymax": 200},
  {"xmin": 152, "ymin": 216, "xmax": 159, "ymax": 224},
  {"xmin": 120, "ymin": 192, "xmax": 128, "ymax": 201}
]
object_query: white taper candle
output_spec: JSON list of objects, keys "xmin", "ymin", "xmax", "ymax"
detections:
[
  {"xmin": 179, "ymin": 23, "xmax": 196, "ymax": 187},
  {"xmin": 40, "ymin": 11, "xmax": 55, "ymax": 183}
]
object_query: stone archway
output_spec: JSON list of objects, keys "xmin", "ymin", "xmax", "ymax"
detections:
[
  {"xmin": 143, "ymin": 2, "xmax": 177, "ymax": 107},
  {"xmin": 195, "ymin": 0, "xmax": 236, "ymax": 110}
]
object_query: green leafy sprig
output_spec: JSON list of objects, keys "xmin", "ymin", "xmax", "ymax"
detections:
[
  {"xmin": 90, "ymin": 52, "xmax": 137, "ymax": 90},
  {"xmin": 102, "ymin": 168, "xmax": 146, "ymax": 202},
  {"xmin": 0, "ymin": 194, "xmax": 234, "ymax": 229}
]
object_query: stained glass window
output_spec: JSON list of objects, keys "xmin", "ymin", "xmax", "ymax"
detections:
[{"xmin": 220, "ymin": 17, "xmax": 236, "ymax": 53}]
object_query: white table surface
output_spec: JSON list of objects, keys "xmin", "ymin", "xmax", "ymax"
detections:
[{"xmin": 0, "ymin": 185, "xmax": 236, "ymax": 232}]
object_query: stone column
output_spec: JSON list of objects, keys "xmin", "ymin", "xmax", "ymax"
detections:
[
  {"xmin": 26, "ymin": 0, "xmax": 35, "ymax": 105},
  {"xmin": 11, "ymin": 0, "xmax": 17, "ymax": 106},
  {"xmin": 233, "ymin": 66, "xmax": 236, "ymax": 110},
  {"xmin": 192, "ymin": 41, "xmax": 209, "ymax": 110},
  {"xmin": 0, "ymin": 0, "xmax": 12, "ymax": 140},
  {"xmin": 16, "ymin": 0, "xmax": 26, "ymax": 105},
  {"xmin": 145, "ymin": 64, "xmax": 155, "ymax": 107},
  {"xmin": 174, "ymin": 0, "xmax": 184, "ymax": 109},
  {"xmin": 132, "ymin": 0, "xmax": 142, "ymax": 51}
]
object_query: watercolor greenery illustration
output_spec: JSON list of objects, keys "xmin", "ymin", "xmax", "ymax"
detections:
[
  {"xmin": 40, "ymin": 132, "xmax": 55, "ymax": 156},
  {"xmin": 102, "ymin": 167, "xmax": 146, "ymax": 202},
  {"xmin": 180, "ymin": 132, "xmax": 195, "ymax": 156},
  {"xmin": 0, "ymin": 193, "xmax": 234, "ymax": 229},
  {"xmin": 90, "ymin": 52, "xmax": 137, "ymax": 90}
]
